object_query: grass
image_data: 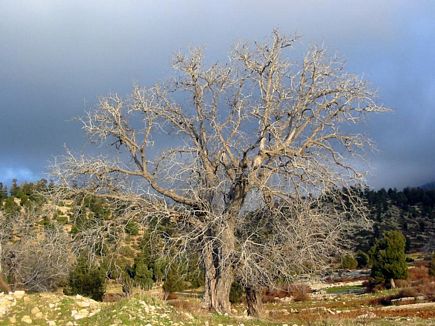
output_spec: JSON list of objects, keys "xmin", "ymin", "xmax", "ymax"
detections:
[
  {"xmin": 325, "ymin": 284, "xmax": 365, "ymax": 294},
  {"xmin": 0, "ymin": 289, "xmax": 434, "ymax": 325}
]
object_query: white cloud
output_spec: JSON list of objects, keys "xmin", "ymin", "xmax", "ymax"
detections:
[{"xmin": 0, "ymin": 167, "xmax": 39, "ymax": 184}]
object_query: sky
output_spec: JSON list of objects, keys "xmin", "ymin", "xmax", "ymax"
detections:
[{"xmin": 0, "ymin": 0, "xmax": 434, "ymax": 189}]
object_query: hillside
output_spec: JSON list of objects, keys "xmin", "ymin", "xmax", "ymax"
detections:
[
  {"xmin": 421, "ymin": 181, "xmax": 435, "ymax": 191},
  {"xmin": 357, "ymin": 187, "xmax": 435, "ymax": 252}
]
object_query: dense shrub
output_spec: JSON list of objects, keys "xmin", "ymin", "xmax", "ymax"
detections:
[
  {"xmin": 287, "ymin": 283, "xmax": 311, "ymax": 301},
  {"xmin": 125, "ymin": 221, "xmax": 139, "ymax": 235},
  {"xmin": 66, "ymin": 255, "xmax": 106, "ymax": 301},
  {"xmin": 369, "ymin": 230, "xmax": 408, "ymax": 287},
  {"xmin": 341, "ymin": 254, "xmax": 358, "ymax": 269},
  {"xmin": 163, "ymin": 265, "xmax": 186, "ymax": 299},
  {"xmin": 130, "ymin": 259, "xmax": 154, "ymax": 290},
  {"xmin": 2, "ymin": 225, "xmax": 72, "ymax": 292},
  {"xmin": 229, "ymin": 281, "xmax": 245, "ymax": 304},
  {"xmin": 355, "ymin": 251, "xmax": 370, "ymax": 268}
]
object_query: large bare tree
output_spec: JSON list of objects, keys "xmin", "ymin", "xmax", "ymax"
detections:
[{"xmin": 52, "ymin": 31, "xmax": 387, "ymax": 315}]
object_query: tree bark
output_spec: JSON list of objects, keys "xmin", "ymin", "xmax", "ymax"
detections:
[
  {"xmin": 202, "ymin": 219, "xmax": 235, "ymax": 314},
  {"xmin": 246, "ymin": 286, "xmax": 263, "ymax": 318}
]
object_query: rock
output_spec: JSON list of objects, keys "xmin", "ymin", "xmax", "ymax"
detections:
[
  {"xmin": 13, "ymin": 290, "xmax": 25, "ymax": 299},
  {"xmin": 23, "ymin": 296, "xmax": 31, "ymax": 303},
  {"xmin": 31, "ymin": 307, "xmax": 40, "ymax": 315},
  {"xmin": 357, "ymin": 312, "xmax": 376, "ymax": 319},
  {"xmin": 66, "ymin": 322, "xmax": 74, "ymax": 326},
  {"xmin": 21, "ymin": 315, "xmax": 33, "ymax": 324},
  {"xmin": 77, "ymin": 301, "xmax": 90, "ymax": 308},
  {"xmin": 72, "ymin": 308, "xmax": 89, "ymax": 320},
  {"xmin": 9, "ymin": 316, "xmax": 16, "ymax": 323},
  {"xmin": 35, "ymin": 311, "xmax": 44, "ymax": 319},
  {"xmin": 47, "ymin": 321, "xmax": 56, "ymax": 326}
]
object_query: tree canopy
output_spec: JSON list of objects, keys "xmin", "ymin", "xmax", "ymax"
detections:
[{"xmin": 51, "ymin": 31, "xmax": 387, "ymax": 315}]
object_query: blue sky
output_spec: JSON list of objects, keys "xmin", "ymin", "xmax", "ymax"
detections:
[{"xmin": 0, "ymin": 1, "xmax": 434, "ymax": 188}]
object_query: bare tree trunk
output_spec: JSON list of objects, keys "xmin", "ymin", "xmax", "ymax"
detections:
[
  {"xmin": 246, "ymin": 286, "xmax": 263, "ymax": 317},
  {"xmin": 202, "ymin": 220, "xmax": 235, "ymax": 314}
]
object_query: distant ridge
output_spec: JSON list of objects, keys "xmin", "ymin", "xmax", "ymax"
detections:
[{"xmin": 420, "ymin": 181, "xmax": 435, "ymax": 190}]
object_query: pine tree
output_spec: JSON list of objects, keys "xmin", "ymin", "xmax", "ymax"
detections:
[{"xmin": 369, "ymin": 230, "xmax": 408, "ymax": 287}]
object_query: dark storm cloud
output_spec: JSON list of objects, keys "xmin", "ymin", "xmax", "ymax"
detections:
[{"xmin": 1, "ymin": 0, "xmax": 434, "ymax": 188}]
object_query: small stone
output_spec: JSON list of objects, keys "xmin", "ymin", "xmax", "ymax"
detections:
[
  {"xmin": 13, "ymin": 290, "xmax": 25, "ymax": 299},
  {"xmin": 9, "ymin": 316, "xmax": 16, "ymax": 323},
  {"xmin": 31, "ymin": 307, "xmax": 40, "ymax": 315},
  {"xmin": 35, "ymin": 311, "xmax": 44, "ymax": 319},
  {"xmin": 48, "ymin": 321, "xmax": 56, "ymax": 326},
  {"xmin": 21, "ymin": 315, "xmax": 33, "ymax": 324},
  {"xmin": 77, "ymin": 301, "xmax": 90, "ymax": 308},
  {"xmin": 66, "ymin": 322, "xmax": 74, "ymax": 326},
  {"xmin": 72, "ymin": 308, "xmax": 89, "ymax": 320}
]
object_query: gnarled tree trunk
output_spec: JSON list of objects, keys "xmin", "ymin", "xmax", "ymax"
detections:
[
  {"xmin": 202, "ymin": 217, "xmax": 236, "ymax": 314},
  {"xmin": 246, "ymin": 286, "xmax": 263, "ymax": 317}
]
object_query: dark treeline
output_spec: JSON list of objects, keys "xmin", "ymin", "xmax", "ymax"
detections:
[
  {"xmin": 364, "ymin": 187, "xmax": 435, "ymax": 214},
  {"xmin": 1, "ymin": 180, "xmax": 434, "ymax": 253},
  {"xmin": 358, "ymin": 187, "xmax": 435, "ymax": 252}
]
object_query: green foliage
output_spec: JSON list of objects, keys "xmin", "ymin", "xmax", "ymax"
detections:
[
  {"xmin": 229, "ymin": 281, "xmax": 244, "ymax": 304},
  {"xmin": 355, "ymin": 251, "xmax": 370, "ymax": 268},
  {"xmin": 0, "ymin": 182, "xmax": 7, "ymax": 203},
  {"xmin": 340, "ymin": 254, "xmax": 358, "ymax": 270},
  {"xmin": 369, "ymin": 230, "xmax": 408, "ymax": 285},
  {"xmin": 3, "ymin": 197, "xmax": 20, "ymax": 216},
  {"xmin": 125, "ymin": 221, "xmax": 139, "ymax": 235},
  {"xmin": 126, "ymin": 250, "xmax": 155, "ymax": 290},
  {"xmin": 430, "ymin": 252, "xmax": 435, "ymax": 277},
  {"xmin": 66, "ymin": 255, "xmax": 106, "ymax": 301},
  {"xmin": 162, "ymin": 265, "xmax": 186, "ymax": 294},
  {"xmin": 71, "ymin": 195, "xmax": 112, "ymax": 233},
  {"xmin": 152, "ymin": 258, "xmax": 167, "ymax": 283}
]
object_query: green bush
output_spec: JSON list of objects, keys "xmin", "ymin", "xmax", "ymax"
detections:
[
  {"xmin": 131, "ymin": 259, "xmax": 154, "ymax": 290},
  {"xmin": 65, "ymin": 255, "xmax": 106, "ymax": 301},
  {"xmin": 369, "ymin": 230, "xmax": 408, "ymax": 287},
  {"xmin": 125, "ymin": 221, "xmax": 139, "ymax": 235},
  {"xmin": 229, "ymin": 281, "xmax": 245, "ymax": 304},
  {"xmin": 355, "ymin": 251, "xmax": 370, "ymax": 268},
  {"xmin": 341, "ymin": 254, "xmax": 358, "ymax": 269},
  {"xmin": 163, "ymin": 265, "xmax": 186, "ymax": 296}
]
